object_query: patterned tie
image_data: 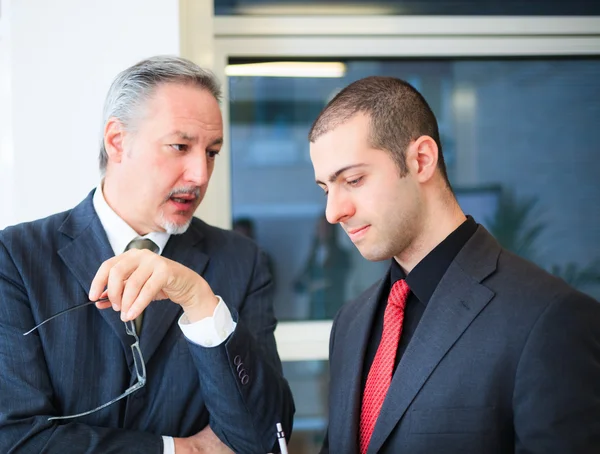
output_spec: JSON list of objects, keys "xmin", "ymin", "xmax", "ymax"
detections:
[
  {"xmin": 359, "ymin": 279, "xmax": 410, "ymax": 454},
  {"xmin": 124, "ymin": 238, "xmax": 159, "ymax": 334}
]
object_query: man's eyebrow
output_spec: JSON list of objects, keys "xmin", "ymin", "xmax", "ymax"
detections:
[
  {"xmin": 164, "ymin": 132, "xmax": 223, "ymax": 147},
  {"xmin": 169, "ymin": 131, "xmax": 197, "ymax": 141},
  {"xmin": 316, "ymin": 164, "xmax": 367, "ymax": 185}
]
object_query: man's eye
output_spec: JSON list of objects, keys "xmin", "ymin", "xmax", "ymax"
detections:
[
  {"xmin": 348, "ymin": 177, "xmax": 363, "ymax": 186},
  {"xmin": 207, "ymin": 150, "xmax": 220, "ymax": 158},
  {"xmin": 170, "ymin": 144, "xmax": 188, "ymax": 152}
]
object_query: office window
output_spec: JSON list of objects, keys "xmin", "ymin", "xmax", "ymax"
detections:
[
  {"xmin": 229, "ymin": 58, "xmax": 600, "ymax": 325},
  {"xmin": 229, "ymin": 57, "xmax": 600, "ymax": 451},
  {"xmin": 215, "ymin": 0, "xmax": 599, "ymax": 16}
]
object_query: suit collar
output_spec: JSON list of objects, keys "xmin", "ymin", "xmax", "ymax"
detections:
[
  {"xmin": 92, "ymin": 184, "xmax": 170, "ymax": 255},
  {"xmin": 454, "ymin": 225, "xmax": 501, "ymax": 283},
  {"xmin": 58, "ymin": 191, "xmax": 132, "ymax": 355},
  {"xmin": 401, "ymin": 216, "xmax": 478, "ymax": 306},
  {"xmin": 58, "ymin": 192, "xmax": 209, "ymax": 368},
  {"xmin": 367, "ymin": 226, "xmax": 500, "ymax": 453},
  {"xmin": 58, "ymin": 190, "xmax": 103, "ymax": 240}
]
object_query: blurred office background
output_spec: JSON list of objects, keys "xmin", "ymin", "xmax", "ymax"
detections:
[{"xmin": 1, "ymin": 1, "xmax": 599, "ymax": 452}]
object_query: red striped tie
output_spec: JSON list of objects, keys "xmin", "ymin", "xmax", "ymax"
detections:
[{"xmin": 359, "ymin": 279, "xmax": 410, "ymax": 454}]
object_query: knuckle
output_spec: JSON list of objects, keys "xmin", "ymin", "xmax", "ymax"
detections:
[
  {"xmin": 111, "ymin": 260, "xmax": 125, "ymax": 273},
  {"xmin": 127, "ymin": 275, "xmax": 144, "ymax": 289},
  {"xmin": 157, "ymin": 261, "xmax": 168, "ymax": 274}
]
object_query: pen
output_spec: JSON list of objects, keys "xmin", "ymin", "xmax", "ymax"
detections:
[{"xmin": 276, "ymin": 422, "xmax": 289, "ymax": 454}]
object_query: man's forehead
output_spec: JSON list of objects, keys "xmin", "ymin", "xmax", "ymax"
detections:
[
  {"xmin": 145, "ymin": 84, "xmax": 221, "ymax": 116},
  {"xmin": 314, "ymin": 119, "xmax": 369, "ymax": 150},
  {"xmin": 168, "ymin": 129, "xmax": 222, "ymax": 140}
]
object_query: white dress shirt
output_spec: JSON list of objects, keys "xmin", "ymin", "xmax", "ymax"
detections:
[{"xmin": 92, "ymin": 185, "xmax": 236, "ymax": 453}]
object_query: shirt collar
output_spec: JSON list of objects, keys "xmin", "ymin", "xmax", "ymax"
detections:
[
  {"xmin": 92, "ymin": 183, "xmax": 170, "ymax": 256},
  {"xmin": 390, "ymin": 216, "xmax": 478, "ymax": 305}
]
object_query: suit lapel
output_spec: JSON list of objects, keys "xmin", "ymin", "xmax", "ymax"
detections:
[
  {"xmin": 367, "ymin": 228, "xmax": 499, "ymax": 454},
  {"xmin": 57, "ymin": 193, "xmax": 134, "ymax": 356},
  {"xmin": 140, "ymin": 222, "xmax": 209, "ymax": 364},
  {"xmin": 331, "ymin": 275, "xmax": 389, "ymax": 454},
  {"xmin": 57, "ymin": 193, "xmax": 211, "ymax": 369}
]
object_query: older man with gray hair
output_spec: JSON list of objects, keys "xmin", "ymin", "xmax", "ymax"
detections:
[{"xmin": 0, "ymin": 56, "xmax": 294, "ymax": 454}]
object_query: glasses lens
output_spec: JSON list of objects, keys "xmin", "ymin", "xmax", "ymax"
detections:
[
  {"xmin": 125, "ymin": 320, "xmax": 136, "ymax": 336},
  {"xmin": 131, "ymin": 343, "xmax": 146, "ymax": 381},
  {"xmin": 44, "ymin": 315, "xmax": 147, "ymax": 421}
]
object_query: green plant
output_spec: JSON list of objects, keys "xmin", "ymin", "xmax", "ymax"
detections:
[
  {"xmin": 550, "ymin": 260, "xmax": 600, "ymax": 289},
  {"xmin": 486, "ymin": 190, "xmax": 600, "ymax": 290},
  {"xmin": 485, "ymin": 191, "xmax": 545, "ymax": 263}
]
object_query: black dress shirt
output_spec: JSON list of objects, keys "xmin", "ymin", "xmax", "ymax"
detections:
[{"xmin": 361, "ymin": 216, "xmax": 478, "ymax": 390}]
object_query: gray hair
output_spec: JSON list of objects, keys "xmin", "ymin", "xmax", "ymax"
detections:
[{"xmin": 98, "ymin": 55, "xmax": 222, "ymax": 173}]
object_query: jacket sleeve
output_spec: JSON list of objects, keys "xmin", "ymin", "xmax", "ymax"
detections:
[
  {"xmin": 513, "ymin": 291, "xmax": 600, "ymax": 453},
  {"xmin": 0, "ymin": 237, "xmax": 163, "ymax": 454},
  {"xmin": 185, "ymin": 249, "xmax": 295, "ymax": 454}
]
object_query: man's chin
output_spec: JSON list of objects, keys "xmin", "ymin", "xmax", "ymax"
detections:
[
  {"xmin": 160, "ymin": 216, "xmax": 193, "ymax": 235},
  {"xmin": 357, "ymin": 244, "xmax": 391, "ymax": 262}
]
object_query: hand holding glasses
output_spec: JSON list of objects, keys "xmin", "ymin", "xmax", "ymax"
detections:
[
  {"xmin": 89, "ymin": 249, "xmax": 218, "ymax": 324},
  {"xmin": 24, "ymin": 297, "xmax": 147, "ymax": 421},
  {"xmin": 24, "ymin": 249, "xmax": 216, "ymax": 421}
]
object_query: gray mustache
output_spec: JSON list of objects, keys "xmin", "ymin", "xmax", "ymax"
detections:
[{"xmin": 165, "ymin": 187, "xmax": 201, "ymax": 200}]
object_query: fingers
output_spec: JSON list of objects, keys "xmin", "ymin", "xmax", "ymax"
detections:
[
  {"xmin": 106, "ymin": 259, "xmax": 133, "ymax": 312},
  {"xmin": 89, "ymin": 249, "xmax": 210, "ymax": 322},
  {"xmin": 89, "ymin": 256, "xmax": 121, "ymax": 301},
  {"xmin": 123, "ymin": 270, "xmax": 168, "ymax": 321},
  {"xmin": 95, "ymin": 290, "xmax": 111, "ymax": 310},
  {"xmin": 119, "ymin": 261, "xmax": 156, "ymax": 321},
  {"xmin": 90, "ymin": 249, "xmax": 165, "ymax": 319},
  {"xmin": 95, "ymin": 300, "xmax": 112, "ymax": 310},
  {"xmin": 190, "ymin": 426, "xmax": 235, "ymax": 453}
]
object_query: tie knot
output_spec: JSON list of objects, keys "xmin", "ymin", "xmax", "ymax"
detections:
[
  {"xmin": 125, "ymin": 238, "xmax": 159, "ymax": 254},
  {"xmin": 389, "ymin": 279, "xmax": 410, "ymax": 309}
]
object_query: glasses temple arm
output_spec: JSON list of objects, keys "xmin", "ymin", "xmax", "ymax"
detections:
[{"xmin": 23, "ymin": 298, "xmax": 108, "ymax": 336}]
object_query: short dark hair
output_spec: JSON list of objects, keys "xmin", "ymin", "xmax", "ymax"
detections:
[{"xmin": 308, "ymin": 76, "xmax": 450, "ymax": 187}]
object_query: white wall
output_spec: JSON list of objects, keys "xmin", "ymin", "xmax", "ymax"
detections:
[
  {"xmin": 0, "ymin": 0, "xmax": 180, "ymax": 229},
  {"xmin": 0, "ymin": 0, "xmax": 14, "ymax": 227}
]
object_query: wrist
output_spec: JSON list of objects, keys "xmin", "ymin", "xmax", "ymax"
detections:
[
  {"xmin": 182, "ymin": 288, "xmax": 219, "ymax": 323},
  {"xmin": 173, "ymin": 437, "xmax": 189, "ymax": 454},
  {"xmin": 173, "ymin": 437, "xmax": 201, "ymax": 454}
]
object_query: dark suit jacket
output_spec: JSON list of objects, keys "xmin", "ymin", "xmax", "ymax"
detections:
[
  {"xmin": 323, "ymin": 226, "xmax": 600, "ymax": 454},
  {"xmin": 0, "ymin": 191, "xmax": 294, "ymax": 454}
]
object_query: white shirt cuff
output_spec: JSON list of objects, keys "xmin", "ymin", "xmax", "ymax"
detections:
[
  {"xmin": 162, "ymin": 435, "xmax": 175, "ymax": 454},
  {"xmin": 178, "ymin": 296, "xmax": 236, "ymax": 347}
]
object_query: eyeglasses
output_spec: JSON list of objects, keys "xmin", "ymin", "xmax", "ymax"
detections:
[{"xmin": 24, "ymin": 297, "xmax": 147, "ymax": 421}]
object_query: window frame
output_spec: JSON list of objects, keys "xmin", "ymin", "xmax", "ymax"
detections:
[{"xmin": 209, "ymin": 15, "xmax": 600, "ymax": 361}]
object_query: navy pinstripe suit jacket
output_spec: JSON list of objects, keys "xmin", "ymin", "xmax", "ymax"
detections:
[{"xmin": 0, "ymin": 191, "xmax": 294, "ymax": 454}]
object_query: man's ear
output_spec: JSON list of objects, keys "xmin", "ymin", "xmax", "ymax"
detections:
[
  {"xmin": 408, "ymin": 135, "xmax": 438, "ymax": 183},
  {"xmin": 103, "ymin": 117, "xmax": 126, "ymax": 164}
]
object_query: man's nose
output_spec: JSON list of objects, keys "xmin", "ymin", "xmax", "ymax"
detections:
[
  {"xmin": 326, "ymin": 189, "xmax": 355, "ymax": 225},
  {"xmin": 184, "ymin": 152, "xmax": 209, "ymax": 186}
]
